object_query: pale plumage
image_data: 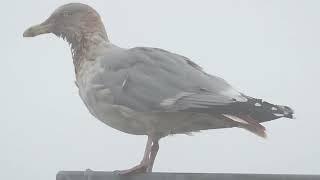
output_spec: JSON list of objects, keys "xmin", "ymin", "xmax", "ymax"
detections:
[{"xmin": 23, "ymin": 3, "xmax": 294, "ymax": 174}]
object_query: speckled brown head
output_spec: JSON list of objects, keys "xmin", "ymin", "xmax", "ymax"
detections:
[
  {"xmin": 23, "ymin": 3, "xmax": 109, "ymax": 73},
  {"xmin": 23, "ymin": 3, "xmax": 108, "ymax": 43}
]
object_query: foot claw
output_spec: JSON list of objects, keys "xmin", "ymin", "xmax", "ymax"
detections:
[{"xmin": 115, "ymin": 164, "xmax": 148, "ymax": 175}]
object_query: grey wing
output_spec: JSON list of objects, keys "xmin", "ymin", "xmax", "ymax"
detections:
[{"xmin": 93, "ymin": 47, "xmax": 247, "ymax": 113}]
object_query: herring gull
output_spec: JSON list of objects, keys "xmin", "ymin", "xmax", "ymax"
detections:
[{"xmin": 23, "ymin": 3, "xmax": 294, "ymax": 174}]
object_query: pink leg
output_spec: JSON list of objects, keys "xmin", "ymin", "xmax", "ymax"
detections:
[
  {"xmin": 142, "ymin": 136, "xmax": 153, "ymax": 162},
  {"xmin": 147, "ymin": 139, "xmax": 159, "ymax": 172},
  {"xmin": 115, "ymin": 136, "xmax": 153, "ymax": 175}
]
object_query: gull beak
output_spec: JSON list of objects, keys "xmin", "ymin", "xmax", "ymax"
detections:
[{"xmin": 23, "ymin": 22, "xmax": 52, "ymax": 37}]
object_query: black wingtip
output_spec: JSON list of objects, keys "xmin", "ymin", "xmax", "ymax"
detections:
[
  {"xmin": 244, "ymin": 96, "xmax": 295, "ymax": 122},
  {"xmin": 279, "ymin": 105, "xmax": 295, "ymax": 119}
]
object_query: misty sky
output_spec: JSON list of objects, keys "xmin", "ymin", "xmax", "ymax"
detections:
[{"xmin": 1, "ymin": 1, "xmax": 319, "ymax": 180}]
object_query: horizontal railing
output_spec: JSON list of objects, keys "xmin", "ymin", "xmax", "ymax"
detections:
[{"xmin": 57, "ymin": 171, "xmax": 320, "ymax": 180}]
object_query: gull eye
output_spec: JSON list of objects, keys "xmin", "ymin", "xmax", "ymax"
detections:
[{"xmin": 62, "ymin": 11, "xmax": 73, "ymax": 17}]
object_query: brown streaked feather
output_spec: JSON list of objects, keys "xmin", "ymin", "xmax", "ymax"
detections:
[
  {"xmin": 237, "ymin": 114, "xmax": 266, "ymax": 131},
  {"xmin": 222, "ymin": 114, "xmax": 267, "ymax": 138},
  {"xmin": 240, "ymin": 124, "xmax": 267, "ymax": 138}
]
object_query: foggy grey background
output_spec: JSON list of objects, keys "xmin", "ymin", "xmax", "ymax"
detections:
[{"xmin": 1, "ymin": 0, "xmax": 319, "ymax": 179}]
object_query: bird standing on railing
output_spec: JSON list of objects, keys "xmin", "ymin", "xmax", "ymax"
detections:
[{"xmin": 23, "ymin": 3, "xmax": 294, "ymax": 175}]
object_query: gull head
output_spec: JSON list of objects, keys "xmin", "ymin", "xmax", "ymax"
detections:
[{"xmin": 23, "ymin": 3, "xmax": 108, "ymax": 43}]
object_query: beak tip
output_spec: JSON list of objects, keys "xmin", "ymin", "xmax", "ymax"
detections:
[
  {"xmin": 22, "ymin": 32, "xmax": 30, "ymax": 38},
  {"xmin": 23, "ymin": 28, "xmax": 35, "ymax": 38}
]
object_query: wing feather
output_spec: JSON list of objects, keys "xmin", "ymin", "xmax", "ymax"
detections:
[{"xmin": 94, "ymin": 47, "xmax": 245, "ymax": 113}]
